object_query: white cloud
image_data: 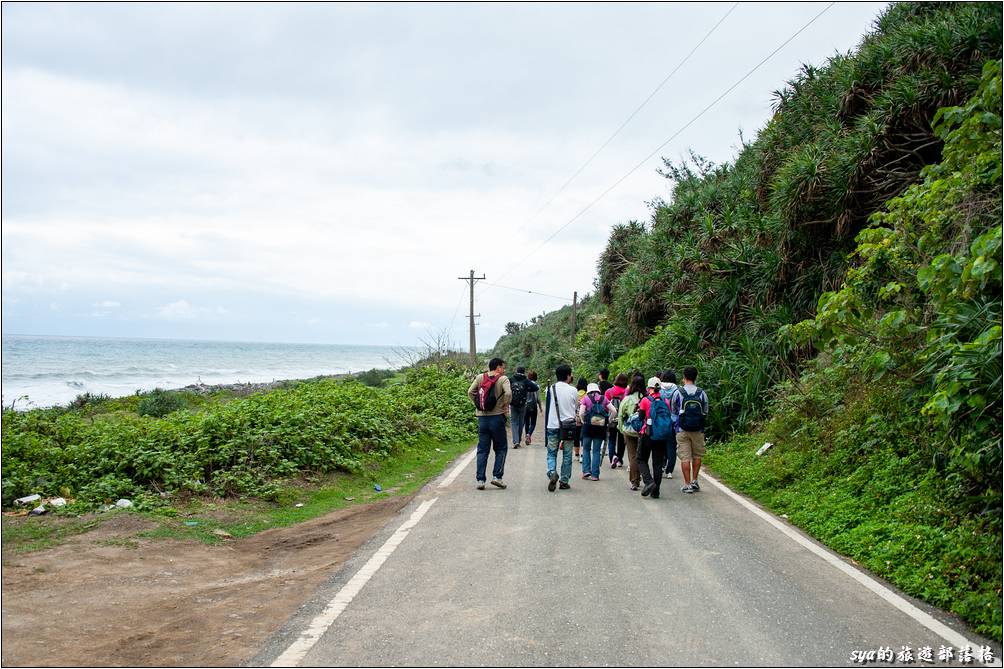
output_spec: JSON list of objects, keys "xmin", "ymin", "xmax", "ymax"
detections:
[
  {"xmin": 155, "ymin": 299, "xmax": 196, "ymax": 321},
  {"xmin": 93, "ymin": 300, "xmax": 120, "ymax": 308},
  {"xmin": 1, "ymin": 2, "xmax": 889, "ymax": 345}
]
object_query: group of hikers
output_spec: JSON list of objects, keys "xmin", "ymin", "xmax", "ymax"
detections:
[{"xmin": 467, "ymin": 358, "xmax": 709, "ymax": 499}]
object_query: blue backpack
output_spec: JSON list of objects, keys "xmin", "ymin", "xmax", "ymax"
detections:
[
  {"xmin": 649, "ymin": 395, "xmax": 673, "ymax": 440},
  {"xmin": 678, "ymin": 387, "xmax": 706, "ymax": 432},
  {"xmin": 584, "ymin": 393, "xmax": 608, "ymax": 427}
]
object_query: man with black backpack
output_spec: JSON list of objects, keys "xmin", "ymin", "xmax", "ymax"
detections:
[
  {"xmin": 508, "ymin": 366, "xmax": 537, "ymax": 449},
  {"xmin": 671, "ymin": 365, "xmax": 710, "ymax": 494},
  {"xmin": 467, "ymin": 357, "xmax": 512, "ymax": 490}
]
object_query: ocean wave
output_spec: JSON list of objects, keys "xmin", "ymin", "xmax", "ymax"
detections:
[{"xmin": 8, "ymin": 368, "xmax": 249, "ymax": 381}]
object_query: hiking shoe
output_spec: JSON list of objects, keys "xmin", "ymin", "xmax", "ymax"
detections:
[
  {"xmin": 641, "ymin": 482, "xmax": 655, "ymax": 497},
  {"xmin": 629, "ymin": 483, "xmax": 640, "ymax": 491},
  {"xmin": 477, "ymin": 481, "xmax": 486, "ymax": 490},
  {"xmin": 548, "ymin": 471, "xmax": 558, "ymax": 492},
  {"xmin": 558, "ymin": 481, "xmax": 570, "ymax": 490},
  {"xmin": 513, "ymin": 444, "xmax": 521, "ymax": 449},
  {"xmin": 491, "ymin": 478, "xmax": 506, "ymax": 489},
  {"xmin": 664, "ymin": 471, "xmax": 673, "ymax": 479},
  {"xmin": 691, "ymin": 479, "xmax": 700, "ymax": 491},
  {"xmin": 681, "ymin": 484, "xmax": 694, "ymax": 494},
  {"xmin": 651, "ymin": 490, "xmax": 660, "ymax": 499}
]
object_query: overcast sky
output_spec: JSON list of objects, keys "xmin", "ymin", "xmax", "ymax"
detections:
[{"xmin": 2, "ymin": 2, "xmax": 888, "ymax": 348}]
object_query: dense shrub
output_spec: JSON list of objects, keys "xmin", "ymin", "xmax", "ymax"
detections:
[
  {"xmin": 137, "ymin": 389, "xmax": 186, "ymax": 418},
  {"xmin": 492, "ymin": 2, "xmax": 1001, "ymax": 437},
  {"xmin": 1, "ymin": 362, "xmax": 477, "ymax": 505}
]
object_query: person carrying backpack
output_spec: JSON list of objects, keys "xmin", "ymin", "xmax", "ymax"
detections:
[
  {"xmin": 544, "ymin": 364, "xmax": 580, "ymax": 492},
  {"xmin": 523, "ymin": 370, "xmax": 542, "ymax": 445},
  {"xmin": 578, "ymin": 383, "xmax": 611, "ymax": 481},
  {"xmin": 604, "ymin": 372, "xmax": 628, "ymax": 468},
  {"xmin": 508, "ymin": 367, "xmax": 537, "ymax": 449},
  {"xmin": 636, "ymin": 376, "xmax": 672, "ymax": 499},
  {"xmin": 466, "ymin": 357, "xmax": 512, "ymax": 490},
  {"xmin": 671, "ymin": 365, "xmax": 709, "ymax": 494},
  {"xmin": 659, "ymin": 370, "xmax": 681, "ymax": 480},
  {"xmin": 617, "ymin": 374, "xmax": 646, "ymax": 491}
]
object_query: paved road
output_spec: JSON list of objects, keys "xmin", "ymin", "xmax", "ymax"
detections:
[{"xmin": 254, "ymin": 443, "xmax": 1001, "ymax": 667}]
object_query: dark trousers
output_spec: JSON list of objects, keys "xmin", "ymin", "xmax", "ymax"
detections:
[
  {"xmin": 607, "ymin": 427, "xmax": 625, "ymax": 463},
  {"xmin": 637, "ymin": 435, "xmax": 667, "ymax": 492},
  {"xmin": 524, "ymin": 405, "xmax": 538, "ymax": 436},
  {"xmin": 476, "ymin": 414, "xmax": 508, "ymax": 482}
]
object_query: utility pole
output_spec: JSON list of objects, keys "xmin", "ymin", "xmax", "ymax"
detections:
[
  {"xmin": 571, "ymin": 291, "xmax": 578, "ymax": 343},
  {"xmin": 458, "ymin": 269, "xmax": 485, "ymax": 365}
]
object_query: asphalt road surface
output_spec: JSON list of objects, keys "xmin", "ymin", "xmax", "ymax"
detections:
[{"xmin": 254, "ymin": 442, "xmax": 1001, "ymax": 667}]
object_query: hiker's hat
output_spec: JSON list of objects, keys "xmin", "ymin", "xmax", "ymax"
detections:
[
  {"xmin": 647, "ymin": 376, "xmax": 661, "ymax": 389},
  {"xmin": 586, "ymin": 382, "xmax": 601, "ymax": 394}
]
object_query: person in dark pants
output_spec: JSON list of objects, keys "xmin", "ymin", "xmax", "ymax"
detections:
[
  {"xmin": 636, "ymin": 376, "xmax": 670, "ymax": 499},
  {"xmin": 467, "ymin": 357, "xmax": 512, "ymax": 490},
  {"xmin": 523, "ymin": 370, "xmax": 542, "ymax": 445},
  {"xmin": 508, "ymin": 367, "xmax": 537, "ymax": 449},
  {"xmin": 659, "ymin": 370, "xmax": 681, "ymax": 479}
]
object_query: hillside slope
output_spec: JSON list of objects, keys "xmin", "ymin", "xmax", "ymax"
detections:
[{"xmin": 492, "ymin": 3, "xmax": 1002, "ymax": 637}]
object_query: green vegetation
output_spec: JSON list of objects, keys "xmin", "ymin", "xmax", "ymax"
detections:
[
  {"xmin": 2, "ymin": 436, "xmax": 473, "ymax": 555},
  {"xmin": 1, "ymin": 515, "xmax": 103, "ymax": 556},
  {"xmin": 492, "ymin": 3, "xmax": 1001, "ymax": 638},
  {"xmin": 137, "ymin": 388, "xmax": 187, "ymax": 417},
  {"xmin": 2, "ymin": 361, "xmax": 477, "ymax": 508}
]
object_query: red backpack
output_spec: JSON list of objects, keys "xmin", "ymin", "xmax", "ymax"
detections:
[{"xmin": 475, "ymin": 374, "xmax": 500, "ymax": 411}]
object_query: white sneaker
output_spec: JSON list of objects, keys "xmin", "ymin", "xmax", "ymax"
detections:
[{"xmin": 665, "ymin": 472, "xmax": 673, "ymax": 479}]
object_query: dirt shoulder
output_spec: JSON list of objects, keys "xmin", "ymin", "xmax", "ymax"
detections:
[{"xmin": 1, "ymin": 496, "xmax": 410, "ymax": 667}]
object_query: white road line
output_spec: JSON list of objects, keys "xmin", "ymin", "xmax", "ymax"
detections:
[
  {"xmin": 703, "ymin": 473, "xmax": 994, "ymax": 657},
  {"xmin": 270, "ymin": 497, "xmax": 439, "ymax": 667},
  {"xmin": 438, "ymin": 447, "xmax": 476, "ymax": 488}
]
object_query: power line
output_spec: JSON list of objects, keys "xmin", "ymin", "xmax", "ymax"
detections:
[
  {"xmin": 530, "ymin": 2, "xmax": 740, "ymax": 218},
  {"xmin": 483, "ymin": 282, "xmax": 572, "ymax": 303},
  {"xmin": 484, "ymin": 2, "xmax": 835, "ymax": 293}
]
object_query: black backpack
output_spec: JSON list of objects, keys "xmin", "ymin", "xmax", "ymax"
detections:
[{"xmin": 510, "ymin": 378, "xmax": 528, "ymax": 408}]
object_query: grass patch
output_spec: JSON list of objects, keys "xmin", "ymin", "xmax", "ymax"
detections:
[
  {"xmin": 2, "ymin": 438, "xmax": 474, "ymax": 553},
  {"xmin": 707, "ymin": 428, "xmax": 1002, "ymax": 641},
  {"xmin": 1, "ymin": 515, "xmax": 104, "ymax": 558}
]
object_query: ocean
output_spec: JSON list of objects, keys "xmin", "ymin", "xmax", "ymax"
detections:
[{"xmin": 1, "ymin": 334, "xmax": 417, "ymax": 409}]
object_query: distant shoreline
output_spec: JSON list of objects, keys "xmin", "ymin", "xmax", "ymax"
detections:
[{"xmin": 172, "ymin": 372, "xmax": 358, "ymax": 398}]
